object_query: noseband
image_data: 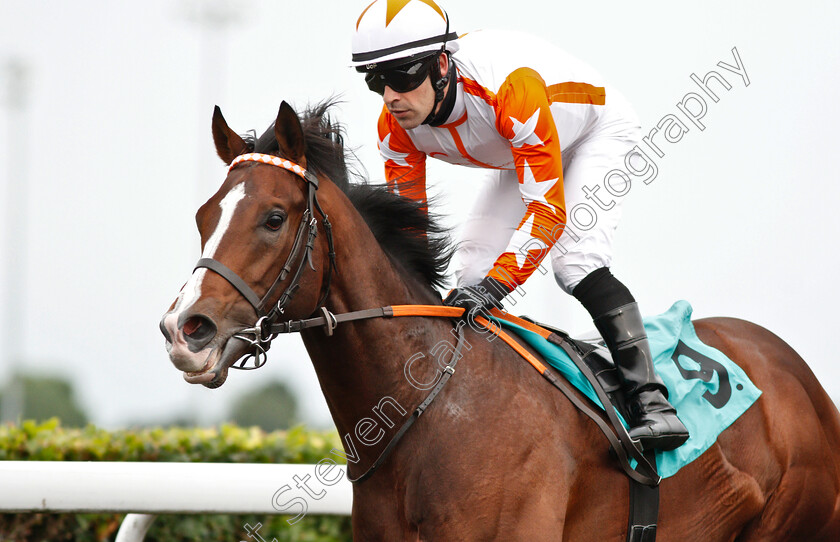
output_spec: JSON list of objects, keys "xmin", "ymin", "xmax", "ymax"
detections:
[{"xmin": 194, "ymin": 153, "xmax": 336, "ymax": 369}]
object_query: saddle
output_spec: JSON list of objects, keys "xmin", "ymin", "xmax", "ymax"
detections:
[
  {"xmin": 491, "ymin": 312, "xmax": 661, "ymax": 542},
  {"xmin": 261, "ymin": 301, "xmax": 760, "ymax": 542},
  {"xmin": 522, "ymin": 318, "xmax": 628, "ymax": 419}
]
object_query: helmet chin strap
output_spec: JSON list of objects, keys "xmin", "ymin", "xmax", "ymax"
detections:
[
  {"xmin": 433, "ymin": 53, "xmax": 450, "ymax": 101},
  {"xmin": 422, "ymin": 52, "xmax": 456, "ymax": 126}
]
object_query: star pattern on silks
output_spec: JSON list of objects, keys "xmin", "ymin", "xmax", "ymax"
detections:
[
  {"xmin": 509, "ymin": 110, "xmax": 544, "ymax": 148},
  {"xmin": 385, "ymin": 0, "xmax": 446, "ymax": 27},
  {"xmin": 506, "ymin": 213, "xmax": 550, "ymax": 268},
  {"xmin": 520, "ymin": 159, "xmax": 560, "ymax": 214},
  {"xmin": 498, "ymin": 159, "xmax": 562, "ymax": 270},
  {"xmin": 379, "ymin": 133, "xmax": 410, "ymax": 167}
]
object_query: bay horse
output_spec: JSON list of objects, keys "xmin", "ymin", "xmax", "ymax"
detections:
[{"xmin": 161, "ymin": 101, "xmax": 840, "ymax": 540}]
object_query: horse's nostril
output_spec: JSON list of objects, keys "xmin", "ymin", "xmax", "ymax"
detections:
[
  {"xmin": 182, "ymin": 315, "xmax": 217, "ymax": 347},
  {"xmin": 183, "ymin": 317, "xmax": 202, "ymax": 336}
]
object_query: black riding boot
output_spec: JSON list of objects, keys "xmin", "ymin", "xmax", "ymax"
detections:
[
  {"xmin": 594, "ymin": 302, "xmax": 689, "ymax": 451},
  {"xmin": 574, "ymin": 268, "xmax": 689, "ymax": 451}
]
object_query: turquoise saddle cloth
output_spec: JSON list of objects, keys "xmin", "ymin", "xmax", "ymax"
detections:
[{"xmin": 496, "ymin": 300, "xmax": 762, "ymax": 479}]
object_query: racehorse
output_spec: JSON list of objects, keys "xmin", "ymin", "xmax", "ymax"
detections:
[{"xmin": 161, "ymin": 101, "xmax": 840, "ymax": 540}]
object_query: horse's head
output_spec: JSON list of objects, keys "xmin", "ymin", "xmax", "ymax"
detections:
[{"xmin": 160, "ymin": 102, "xmax": 332, "ymax": 388}]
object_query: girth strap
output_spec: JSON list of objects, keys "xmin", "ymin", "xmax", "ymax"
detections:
[
  {"xmin": 250, "ymin": 302, "xmax": 662, "ymax": 539},
  {"xmin": 474, "ymin": 313, "xmax": 660, "ymax": 487},
  {"xmin": 550, "ymin": 335, "xmax": 660, "ymax": 485},
  {"xmin": 263, "ymin": 304, "xmax": 660, "ymax": 487},
  {"xmin": 486, "ymin": 312, "xmax": 662, "ymax": 540},
  {"xmin": 628, "ymin": 463, "xmax": 660, "ymax": 542}
]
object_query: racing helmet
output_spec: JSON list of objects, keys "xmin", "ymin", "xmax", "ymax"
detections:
[{"xmin": 351, "ymin": 0, "xmax": 459, "ymax": 71}]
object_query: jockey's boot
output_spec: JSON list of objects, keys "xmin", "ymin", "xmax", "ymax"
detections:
[{"xmin": 594, "ymin": 302, "xmax": 689, "ymax": 451}]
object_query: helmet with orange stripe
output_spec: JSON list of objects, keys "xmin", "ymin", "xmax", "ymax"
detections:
[{"xmin": 352, "ymin": 0, "xmax": 458, "ymax": 104}]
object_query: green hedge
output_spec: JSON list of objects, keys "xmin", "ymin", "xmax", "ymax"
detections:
[{"xmin": 0, "ymin": 419, "xmax": 353, "ymax": 541}]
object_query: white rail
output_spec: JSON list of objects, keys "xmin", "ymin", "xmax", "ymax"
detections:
[{"xmin": 0, "ymin": 461, "xmax": 353, "ymax": 541}]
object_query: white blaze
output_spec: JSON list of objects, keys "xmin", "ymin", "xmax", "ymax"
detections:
[{"xmin": 170, "ymin": 184, "xmax": 247, "ymax": 318}]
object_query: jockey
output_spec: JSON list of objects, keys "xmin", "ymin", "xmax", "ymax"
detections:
[{"xmin": 351, "ymin": 0, "xmax": 688, "ymax": 452}]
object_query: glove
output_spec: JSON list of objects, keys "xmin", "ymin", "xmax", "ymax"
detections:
[{"xmin": 443, "ymin": 276, "xmax": 511, "ymax": 317}]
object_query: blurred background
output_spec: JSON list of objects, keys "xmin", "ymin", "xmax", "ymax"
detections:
[{"xmin": 0, "ymin": 0, "xmax": 838, "ymax": 430}]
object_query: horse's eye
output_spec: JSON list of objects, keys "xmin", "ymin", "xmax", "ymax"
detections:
[{"xmin": 265, "ymin": 213, "xmax": 285, "ymax": 231}]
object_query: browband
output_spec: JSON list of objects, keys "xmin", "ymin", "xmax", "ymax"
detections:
[{"xmin": 229, "ymin": 153, "xmax": 319, "ymax": 187}]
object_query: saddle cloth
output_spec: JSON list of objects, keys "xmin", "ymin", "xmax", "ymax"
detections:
[{"xmin": 496, "ymin": 300, "xmax": 762, "ymax": 479}]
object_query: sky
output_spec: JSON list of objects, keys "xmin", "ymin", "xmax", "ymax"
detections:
[{"xmin": 0, "ymin": 0, "xmax": 839, "ymax": 429}]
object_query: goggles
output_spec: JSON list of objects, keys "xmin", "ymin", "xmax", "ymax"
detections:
[{"xmin": 364, "ymin": 56, "xmax": 436, "ymax": 95}]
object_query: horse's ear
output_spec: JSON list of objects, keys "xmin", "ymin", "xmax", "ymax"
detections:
[
  {"xmin": 274, "ymin": 101, "xmax": 306, "ymax": 165},
  {"xmin": 212, "ymin": 106, "xmax": 249, "ymax": 165}
]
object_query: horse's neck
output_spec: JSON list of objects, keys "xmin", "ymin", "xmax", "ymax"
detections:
[{"xmin": 301, "ymin": 194, "xmax": 449, "ymax": 438}]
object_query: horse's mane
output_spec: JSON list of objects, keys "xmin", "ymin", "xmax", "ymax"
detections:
[{"xmin": 243, "ymin": 100, "xmax": 452, "ymax": 291}]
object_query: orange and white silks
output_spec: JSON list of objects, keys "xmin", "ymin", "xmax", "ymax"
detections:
[{"xmin": 377, "ymin": 29, "xmax": 641, "ymax": 291}]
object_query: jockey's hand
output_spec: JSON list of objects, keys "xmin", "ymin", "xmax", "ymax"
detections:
[{"xmin": 443, "ymin": 276, "xmax": 511, "ymax": 317}]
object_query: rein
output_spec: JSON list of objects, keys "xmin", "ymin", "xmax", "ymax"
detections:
[
  {"xmin": 194, "ymin": 154, "xmax": 658, "ymax": 488},
  {"xmin": 265, "ymin": 303, "xmax": 660, "ymax": 486}
]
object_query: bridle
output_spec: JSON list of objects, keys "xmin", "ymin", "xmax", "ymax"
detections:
[
  {"xmin": 188, "ymin": 153, "xmax": 660, "ymax": 489},
  {"xmin": 194, "ymin": 153, "xmax": 336, "ymax": 370},
  {"xmin": 189, "ymin": 157, "xmax": 470, "ymax": 484}
]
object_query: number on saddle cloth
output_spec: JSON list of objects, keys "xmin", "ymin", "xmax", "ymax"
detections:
[{"xmin": 496, "ymin": 300, "xmax": 763, "ymax": 480}]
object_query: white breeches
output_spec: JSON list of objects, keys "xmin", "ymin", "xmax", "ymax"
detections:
[{"xmin": 454, "ymin": 120, "xmax": 642, "ymax": 295}]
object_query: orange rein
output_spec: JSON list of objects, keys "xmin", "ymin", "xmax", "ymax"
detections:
[
  {"xmin": 265, "ymin": 302, "xmax": 662, "ymax": 486},
  {"xmin": 389, "ymin": 305, "xmax": 550, "ymax": 375}
]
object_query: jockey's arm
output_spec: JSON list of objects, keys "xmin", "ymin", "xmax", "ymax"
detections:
[{"xmin": 486, "ymin": 68, "xmax": 568, "ymax": 292}]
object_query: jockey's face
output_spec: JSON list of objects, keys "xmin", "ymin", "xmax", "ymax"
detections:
[
  {"xmin": 381, "ymin": 55, "xmax": 449, "ymax": 130},
  {"xmin": 383, "ymin": 77, "xmax": 435, "ymax": 130}
]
